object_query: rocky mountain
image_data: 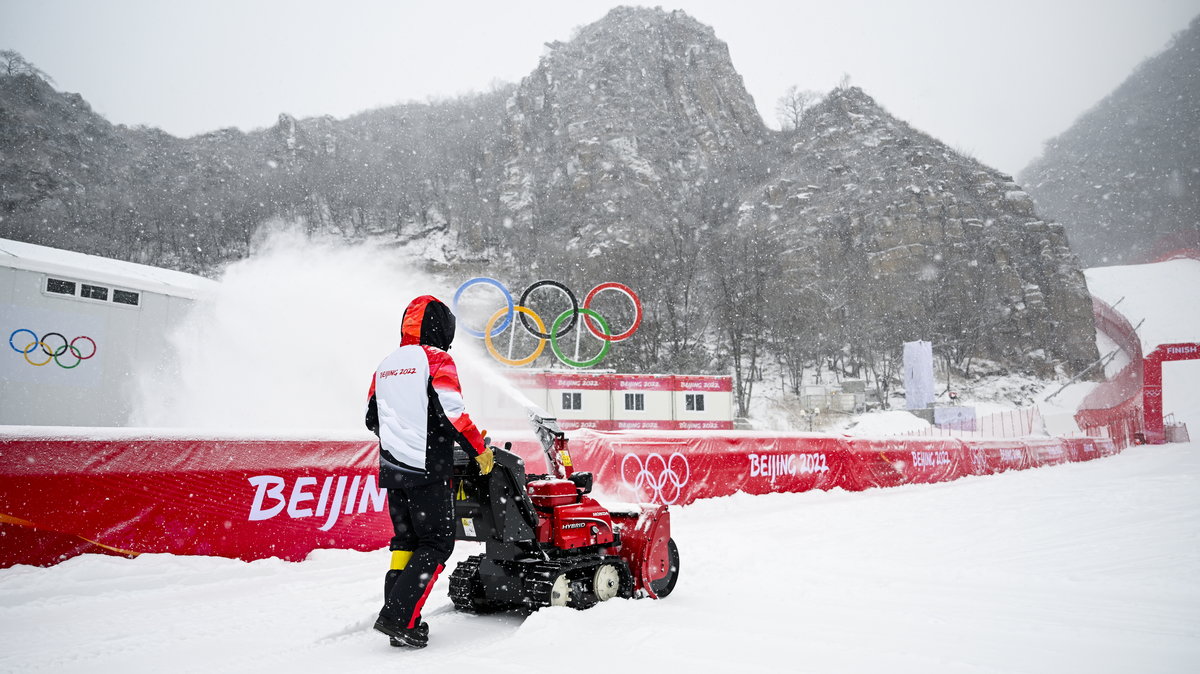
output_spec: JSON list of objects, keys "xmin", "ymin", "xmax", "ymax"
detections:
[
  {"xmin": 2, "ymin": 54, "xmax": 514, "ymax": 271},
  {"xmin": 1020, "ymin": 16, "xmax": 1200, "ymax": 266},
  {"xmin": 0, "ymin": 6, "xmax": 1101, "ymax": 407},
  {"xmin": 498, "ymin": 7, "xmax": 767, "ymax": 255},
  {"xmin": 737, "ymin": 88, "xmax": 1098, "ymax": 385}
]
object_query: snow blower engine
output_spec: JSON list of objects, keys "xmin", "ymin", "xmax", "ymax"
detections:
[{"xmin": 449, "ymin": 415, "xmax": 679, "ymax": 611}]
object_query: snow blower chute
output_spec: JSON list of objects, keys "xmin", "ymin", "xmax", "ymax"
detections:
[{"xmin": 449, "ymin": 415, "xmax": 678, "ymax": 611}]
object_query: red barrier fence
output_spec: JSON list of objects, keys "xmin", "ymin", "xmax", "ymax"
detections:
[
  {"xmin": 0, "ymin": 427, "xmax": 1120, "ymax": 569},
  {"xmin": 0, "ymin": 431, "xmax": 383, "ymax": 569}
]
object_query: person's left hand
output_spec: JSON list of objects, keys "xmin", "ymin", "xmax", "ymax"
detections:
[{"xmin": 475, "ymin": 448, "xmax": 494, "ymax": 475}]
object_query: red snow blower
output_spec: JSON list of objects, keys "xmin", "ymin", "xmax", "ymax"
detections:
[{"xmin": 449, "ymin": 415, "xmax": 679, "ymax": 611}]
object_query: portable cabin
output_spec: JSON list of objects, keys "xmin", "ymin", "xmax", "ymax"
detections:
[
  {"xmin": 499, "ymin": 370, "xmax": 735, "ymax": 431},
  {"xmin": 0, "ymin": 238, "xmax": 217, "ymax": 426},
  {"xmin": 608, "ymin": 373, "xmax": 675, "ymax": 430},
  {"xmin": 544, "ymin": 371, "xmax": 612, "ymax": 430},
  {"xmin": 673, "ymin": 375, "xmax": 734, "ymax": 430}
]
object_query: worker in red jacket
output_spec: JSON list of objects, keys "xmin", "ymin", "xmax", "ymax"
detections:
[{"xmin": 365, "ymin": 295, "xmax": 493, "ymax": 648}]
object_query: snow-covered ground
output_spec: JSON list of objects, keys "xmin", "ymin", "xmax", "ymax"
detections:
[
  {"xmin": 2, "ymin": 440, "xmax": 1197, "ymax": 673},
  {"xmin": 2, "ymin": 257, "xmax": 1197, "ymax": 672}
]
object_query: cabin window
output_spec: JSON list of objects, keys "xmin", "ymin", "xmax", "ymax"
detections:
[
  {"xmin": 80, "ymin": 284, "xmax": 109, "ymax": 301},
  {"xmin": 685, "ymin": 393, "xmax": 706, "ymax": 412},
  {"xmin": 113, "ymin": 289, "xmax": 141, "ymax": 306},
  {"xmin": 46, "ymin": 278, "xmax": 77, "ymax": 296},
  {"xmin": 561, "ymin": 392, "xmax": 582, "ymax": 410},
  {"xmin": 43, "ymin": 276, "xmax": 142, "ymax": 308},
  {"xmin": 624, "ymin": 393, "xmax": 645, "ymax": 411}
]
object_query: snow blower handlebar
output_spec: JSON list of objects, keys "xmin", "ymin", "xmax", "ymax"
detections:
[{"xmin": 528, "ymin": 412, "xmax": 574, "ymax": 479}]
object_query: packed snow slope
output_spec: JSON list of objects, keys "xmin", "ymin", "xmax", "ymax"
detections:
[
  {"xmin": 2, "ymin": 440, "xmax": 1198, "ymax": 674},
  {"xmin": 1084, "ymin": 257, "xmax": 1200, "ymax": 358}
]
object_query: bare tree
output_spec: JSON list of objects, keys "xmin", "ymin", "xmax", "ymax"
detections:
[
  {"xmin": 0, "ymin": 50, "xmax": 54, "ymax": 84},
  {"xmin": 775, "ymin": 85, "xmax": 820, "ymax": 131},
  {"xmin": 710, "ymin": 217, "xmax": 787, "ymax": 417}
]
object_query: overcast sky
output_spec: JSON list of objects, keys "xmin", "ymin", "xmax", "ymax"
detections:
[{"xmin": 1, "ymin": 0, "xmax": 1195, "ymax": 176}]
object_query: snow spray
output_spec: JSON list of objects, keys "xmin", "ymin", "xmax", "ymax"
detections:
[{"xmin": 131, "ymin": 229, "xmax": 545, "ymax": 433}]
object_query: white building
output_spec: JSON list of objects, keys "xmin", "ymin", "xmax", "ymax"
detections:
[
  {"xmin": 0, "ymin": 238, "xmax": 217, "ymax": 426},
  {"xmin": 504, "ymin": 370, "xmax": 734, "ymax": 431}
]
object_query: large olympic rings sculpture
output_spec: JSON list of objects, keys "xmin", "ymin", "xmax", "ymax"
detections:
[
  {"xmin": 620, "ymin": 452, "xmax": 691, "ymax": 505},
  {"xmin": 452, "ymin": 278, "xmax": 642, "ymax": 368},
  {"xmin": 8, "ymin": 329, "xmax": 97, "ymax": 369}
]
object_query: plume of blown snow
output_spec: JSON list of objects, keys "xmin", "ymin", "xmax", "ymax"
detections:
[{"xmin": 131, "ymin": 231, "xmax": 541, "ymax": 433}]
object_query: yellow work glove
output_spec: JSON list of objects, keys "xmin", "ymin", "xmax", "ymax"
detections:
[{"xmin": 475, "ymin": 447, "xmax": 495, "ymax": 475}]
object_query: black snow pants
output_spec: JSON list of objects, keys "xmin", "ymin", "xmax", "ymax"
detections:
[{"xmin": 380, "ymin": 474, "xmax": 455, "ymax": 628}]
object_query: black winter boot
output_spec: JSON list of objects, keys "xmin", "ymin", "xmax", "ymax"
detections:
[{"xmin": 374, "ymin": 614, "xmax": 429, "ymax": 648}]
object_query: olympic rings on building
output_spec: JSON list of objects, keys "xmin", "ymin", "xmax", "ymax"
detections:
[
  {"xmin": 620, "ymin": 452, "xmax": 690, "ymax": 505},
  {"xmin": 8, "ymin": 329, "xmax": 97, "ymax": 369},
  {"xmin": 452, "ymin": 277, "xmax": 642, "ymax": 368}
]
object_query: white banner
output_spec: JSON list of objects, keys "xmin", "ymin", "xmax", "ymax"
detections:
[{"xmin": 903, "ymin": 340, "xmax": 934, "ymax": 410}]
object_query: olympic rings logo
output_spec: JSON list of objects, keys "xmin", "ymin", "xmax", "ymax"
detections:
[
  {"xmin": 452, "ymin": 278, "xmax": 642, "ymax": 368},
  {"xmin": 8, "ymin": 329, "xmax": 97, "ymax": 369},
  {"xmin": 620, "ymin": 452, "xmax": 690, "ymax": 505}
]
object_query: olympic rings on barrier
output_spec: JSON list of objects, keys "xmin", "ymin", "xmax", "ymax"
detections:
[
  {"xmin": 8, "ymin": 329, "xmax": 97, "ymax": 369},
  {"xmin": 453, "ymin": 277, "xmax": 642, "ymax": 368},
  {"xmin": 620, "ymin": 452, "xmax": 690, "ymax": 505}
]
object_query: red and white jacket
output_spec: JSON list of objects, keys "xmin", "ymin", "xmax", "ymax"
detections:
[{"xmin": 366, "ymin": 296, "xmax": 485, "ymax": 484}]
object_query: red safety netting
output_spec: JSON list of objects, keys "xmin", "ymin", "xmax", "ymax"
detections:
[
  {"xmin": 1075, "ymin": 296, "xmax": 1146, "ymax": 446},
  {"xmin": 1076, "ymin": 251, "xmax": 1200, "ymax": 445},
  {"xmin": 1, "ymin": 429, "xmax": 1119, "ymax": 569}
]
